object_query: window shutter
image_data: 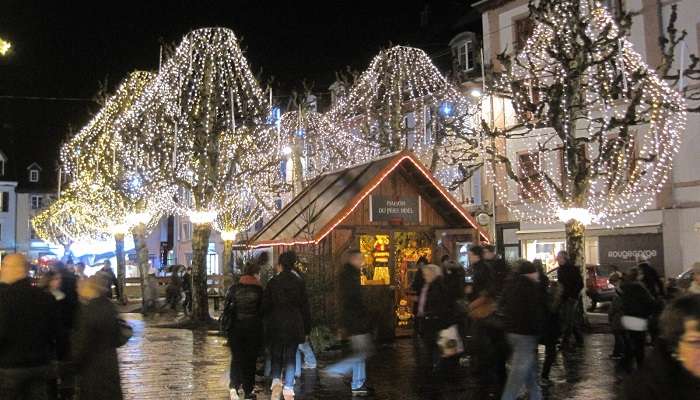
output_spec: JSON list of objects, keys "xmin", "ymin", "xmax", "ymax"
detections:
[{"xmin": 1, "ymin": 192, "xmax": 8, "ymax": 212}]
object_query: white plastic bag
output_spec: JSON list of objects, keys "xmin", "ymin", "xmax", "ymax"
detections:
[{"xmin": 437, "ymin": 324, "xmax": 464, "ymax": 358}]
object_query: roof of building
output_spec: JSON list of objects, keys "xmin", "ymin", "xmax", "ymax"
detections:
[
  {"xmin": 471, "ymin": 0, "xmax": 516, "ymax": 12},
  {"xmin": 249, "ymin": 150, "xmax": 490, "ymax": 248}
]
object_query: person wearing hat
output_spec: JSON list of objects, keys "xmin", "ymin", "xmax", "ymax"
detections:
[
  {"xmin": 0, "ymin": 253, "xmax": 60, "ymax": 399},
  {"xmin": 500, "ymin": 260, "xmax": 547, "ymax": 400}
]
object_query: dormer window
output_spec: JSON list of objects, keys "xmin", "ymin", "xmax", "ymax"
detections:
[
  {"xmin": 457, "ymin": 41, "xmax": 475, "ymax": 72},
  {"xmin": 29, "ymin": 169, "xmax": 39, "ymax": 182},
  {"xmin": 449, "ymin": 32, "xmax": 478, "ymax": 75}
]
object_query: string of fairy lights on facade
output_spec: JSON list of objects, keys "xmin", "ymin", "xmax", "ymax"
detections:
[{"xmin": 485, "ymin": 1, "xmax": 686, "ymax": 227}]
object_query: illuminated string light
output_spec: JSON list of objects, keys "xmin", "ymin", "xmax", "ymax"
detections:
[{"xmin": 485, "ymin": 1, "xmax": 686, "ymax": 227}]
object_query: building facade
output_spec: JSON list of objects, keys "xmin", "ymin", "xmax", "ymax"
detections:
[
  {"xmin": 0, "ymin": 149, "xmax": 17, "ymax": 262},
  {"xmin": 472, "ymin": 0, "xmax": 700, "ymax": 276}
]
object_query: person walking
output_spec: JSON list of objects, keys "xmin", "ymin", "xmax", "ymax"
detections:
[
  {"xmin": 74, "ymin": 262, "xmax": 88, "ymax": 281},
  {"xmin": 182, "ymin": 266, "xmax": 193, "ymax": 314},
  {"xmin": 223, "ymin": 263, "xmax": 264, "ymax": 400},
  {"xmin": 415, "ymin": 264, "xmax": 452, "ymax": 373},
  {"xmin": 290, "ymin": 265, "xmax": 317, "ymax": 379},
  {"xmin": 556, "ymin": 251, "xmax": 584, "ymax": 346},
  {"xmin": 483, "ymin": 245, "xmax": 510, "ymax": 296},
  {"xmin": 263, "ymin": 251, "xmax": 310, "ymax": 400},
  {"xmin": 165, "ymin": 268, "xmax": 183, "ymax": 311},
  {"xmin": 623, "ymin": 294, "xmax": 700, "ymax": 399},
  {"xmin": 72, "ymin": 276, "xmax": 124, "ymax": 400},
  {"xmin": 0, "ymin": 254, "xmax": 60, "ymax": 400},
  {"xmin": 639, "ymin": 262, "xmax": 665, "ymax": 299},
  {"xmin": 608, "ymin": 273, "xmax": 625, "ymax": 360},
  {"xmin": 467, "ymin": 245, "xmax": 507, "ymax": 387},
  {"xmin": 325, "ymin": 249, "xmax": 374, "ymax": 397},
  {"xmin": 535, "ymin": 259, "xmax": 561, "ymax": 385},
  {"xmin": 97, "ymin": 260, "xmax": 120, "ymax": 300},
  {"xmin": 51, "ymin": 262, "xmax": 79, "ymax": 399},
  {"xmin": 500, "ymin": 260, "xmax": 546, "ymax": 400},
  {"xmin": 619, "ymin": 268, "xmax": 656, "ymax": 372}
]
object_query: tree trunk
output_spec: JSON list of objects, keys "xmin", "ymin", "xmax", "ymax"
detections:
[
  {"xmin": 222, "ymin": 239, "xmax": 234, "ymax": 290},
  {"xmin": 132, "ymin": 223, "xmax": 150, "ymax": 311},
  {"xmin": 564, "ymin": 219, "xmax": 585, "ymax": 268},
  {"xmin": 114, "ymin": 233, "xmax": 127, "ymax": 304},
  {"xmin": 291, "ymin": 144, "xmax": 304, "ymax": 195},
  {"xmin": 191, "ymin": 223, "xmax": 212, "ymax": 322}
]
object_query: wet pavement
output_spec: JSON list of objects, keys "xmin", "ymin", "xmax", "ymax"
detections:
[{"xmin": 118, "ymin": 313, "xmax": 621, "ymax": 399}]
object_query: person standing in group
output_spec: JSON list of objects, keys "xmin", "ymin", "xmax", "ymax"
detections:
[
  {"xmin": 223, "ymin": 262, "xmax": 264, "ymax": 400},
  {"xmin": 639, "ymin": 262, "xmax": 665, "ymax": 299},
  {"xmin": 0, "ymin": 254, "xmax": 60, "ymax": 400},
  {"xmin": 72, "ymin": 276, "xmax": 124, "ymax": 400},
  {"xmin": 535, "ymin": 259, "xmax": 561, "ymax": 385},
  {"xmin": 608, "ymin": 274, "xmax": 626, "ymax": 361},
  {"xmin": 415, "ymin": 264, "xmax": 452, "ymax": 373},
  {"xmin": 619, "ymin": 268, "xmax": 657, "ymax": 372},
  {"xmin": 97, "ymin": 260, "xmax": 120, "ymax": 300},
  {"xmin": 623, "ymin": 294, "xmax": 700, "ymax": 399},
  {"xmin": 38, "ymin": 271, "xmax": 68, "ymax": 399},
  {"xmin": 325, "ymin": 249, "xmax": 374, "ymax": 397},
  {"xmin": 500, "ymin": 261, "xmax": 546, "ymax": 400},
  {"xmin": 263, "ymin": 251, "xmax": 311, "ymax": 400},
  {"xmin": 483, "ymin": 245, "xmax": 510, "ymax": 295},
  {"xmin": 556, "ymin": 251, "xmax": 584, "ymax": 347}
]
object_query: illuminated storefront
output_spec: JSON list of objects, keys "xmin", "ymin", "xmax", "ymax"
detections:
[{"xmin": 249, "ymin": 151, "xmax": 489, "ymax": 339}]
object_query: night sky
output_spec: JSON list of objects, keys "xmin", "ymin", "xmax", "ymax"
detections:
[{"xmin": 0, "ymin": 0, "xmax": 480, "ymax": 177}]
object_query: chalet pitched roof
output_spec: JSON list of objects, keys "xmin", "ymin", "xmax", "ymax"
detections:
[{"xmin": 249, "ymin": 150, "xmax": 489, "ymax": 247}]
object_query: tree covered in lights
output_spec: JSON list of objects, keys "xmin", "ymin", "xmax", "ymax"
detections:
[
  {"xmin": 481, "ymin": 0, "xmax": 687, "ymax": 267},
  {"xmin": 120, "ymin": 28, "xmax": 280, "ymax": 322},
  {"xmin": 60, "ymin": 71, "xmax": 165, "ymax": 305},
  {"xmin": 326, "ymin": 46, "xmax": 479, "ymax": 188}
]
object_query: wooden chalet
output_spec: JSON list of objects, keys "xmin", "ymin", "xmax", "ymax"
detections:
[{"xmin": 249, "ymin": 150, "xmax": 489, "ymax": 338}]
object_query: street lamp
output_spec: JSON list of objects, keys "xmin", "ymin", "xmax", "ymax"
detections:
[{"xmin": 0, "ymin": 37, "xmax": 11, "ymax": 56}]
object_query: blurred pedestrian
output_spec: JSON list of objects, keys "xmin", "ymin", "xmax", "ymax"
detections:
[
  {"xmin": 608, "ymin": 273, "xmax": 625, "ymax": 361},
  {"xmin": 484, "ymin": 245, "xmax": 510, "ymax": 295},
  {"xmin": 536, "ymin": 259, "xmax": 561, "ymax": 385},
  {"xmin": 290, "ymin": 265, "xmax": 317, "ymax": 379},
  {"xmin": 556, "ymin": 251, "xmax": 584, "ymax": 347},
  {"xmin": 500, "ymin": 260, "xmax": 546, "ymax": 400},
  {"xmin": 415, "ymin": 264, "xmax": 452, "ymax": 372},
  {"xmin": 467, "ymin": 245, "xmax": 508, "ymax": 386},
  {"xmin": 639, "ymin": 262, "xmax": 665, "ymax": 299},
  {"xmin": 0, "ymin": 254, "xmax": 60, "ymax": 400},
  {"xmin": 50, "ymin": 262, "xmax": 79, "ymax": 398},
  {"xmin": 182, "ymin": 266, "xmax": 193, "ymax": 314},
  {"xmin": 620, "ymin": 268, "xmax": 656, "ymax": 372},
  {"xmin": 72, "ymin": 276, "xmax": 123, "ymax": 400},
  {"xmin": 74, "ymin": 262, "xmax": 87, "ymax": 281},
  {"xmin": 223, "ymin": 262, "xmax": 264, "ymax": 400},
  {"xmin": 263, "ymin": 251, "xmax": 310, "ymax": 400},
  {"xmin": 165, "ymin": 268, "xmax": 183, "ymax": 311},
  {"xmin": 325, "ymin": 249, "xmax": 374, "ymax": 397},
  {"xmin": 623, "ymin": 294, "xmax": 700, "ymax": 399},
  {"xmin": 410, "ymin": 256, "xmax": 430, "ymax": 321}
]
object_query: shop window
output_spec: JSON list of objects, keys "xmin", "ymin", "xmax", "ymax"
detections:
[
  {"xmin": 359, "ymin": 234, "xmax": 392, "ymax": 285},
  {"xmin": 514, "ymin": 16, "xmax": 534, "ymax": 52},
  {"xmin": 525, "ymin": 239, "xmax": 566, "ymax": 271}
]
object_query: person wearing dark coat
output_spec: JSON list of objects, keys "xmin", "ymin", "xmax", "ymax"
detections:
[
  {"xmin": 623, "ymin": 294, "xmax": 700, "ymax": 400},
  {"xmin": 223, "ymin": 263, "xmax": 263, "ymax": 400},
  {"xmin": 556, "ymin": 251, "xmax": 584, "ymax": 346},
  {"xmin": 484, "ymin": 245, "xmax": 510, "ymax": 297},
  {"xmin": 535, "ymin": 260, "xmax": 561, "ymax": 383},
  {"xmin": 619, "ymin": 268, "xmax": 657, "ymax": 372},
  {"xmin": 0, "ymin": 254, "xmax": 60, "ymax": 400},
  {"xmin": 638, "ymin": 262, "xmax": 665, "ymax": 299},
  {"xmin": 263, "ymin": 251, "xmax": 310, "ymax": 400},
  {"xmin": 182, "ymin": 267, "xmax": 193, "ymax": 314},
  {"xmin": 415, "ymin": 264, "xmax": 453, "ymax": 371},
  {"xmin": 72, "ymin": 276, "xmax": 123, "ymax": 400},
  {"xmin": 325, "ymin": 250, "xmax": 374, "ymax": 396},
  {"xmin": 443, "ymin": 260, "xmax": 466, "ymax": 305},
  {"xmin": 501, "ymin": 261, "xmax": 546, "ymax": 400}
]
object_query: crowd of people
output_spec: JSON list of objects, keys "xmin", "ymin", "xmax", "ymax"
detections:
[
  {"xmin": 0, "ymin": 254, "xmax": 127, "ymax": 399},
  {"xmin": 2, "ymin": 246, "xmax": 699, "ymax": 400}
]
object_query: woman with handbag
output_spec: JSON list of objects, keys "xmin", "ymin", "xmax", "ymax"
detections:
[
  {"xmin": 619, "ymin": 267, "xmax": 657, "ymax": 372},
  {"xmin": 415, "ymin": 264, "xmax": 452, "ymax": 373}
]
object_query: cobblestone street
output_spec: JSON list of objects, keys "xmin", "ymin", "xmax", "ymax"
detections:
[{"xmin": 118, "ymin": 314, "xmax": 621, "ymax": 399}]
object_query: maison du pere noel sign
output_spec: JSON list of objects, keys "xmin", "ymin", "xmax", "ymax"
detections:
[{"xmin": 370, "ymin": 195, "xmax": 420, "ymax": 224}]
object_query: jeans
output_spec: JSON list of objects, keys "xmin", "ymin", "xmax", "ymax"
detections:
[
  {"xmin": 623, "ymin": 330, "xmax": 646, "ymax": 371},
  {"xmin": 501, "ymin": 334, "xmax": 542, "ymax": 400},
  {"xmin": 541, "ymin": 342, "xmax": 557, "ymax": 379},
  {"xmin": 295, "ymin": 341, "xmax": 317, "ymax": 377},
  {"xmin": 270, "ymin": 343, "xmax": 297, "ymax": 390},
  {"xmin": 0, "ymin": 366, "xmax": 49, "ymax": 400},
  {"xmin": 326, "ymin": 334, "xmax": 372, "ymax": 390}
]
